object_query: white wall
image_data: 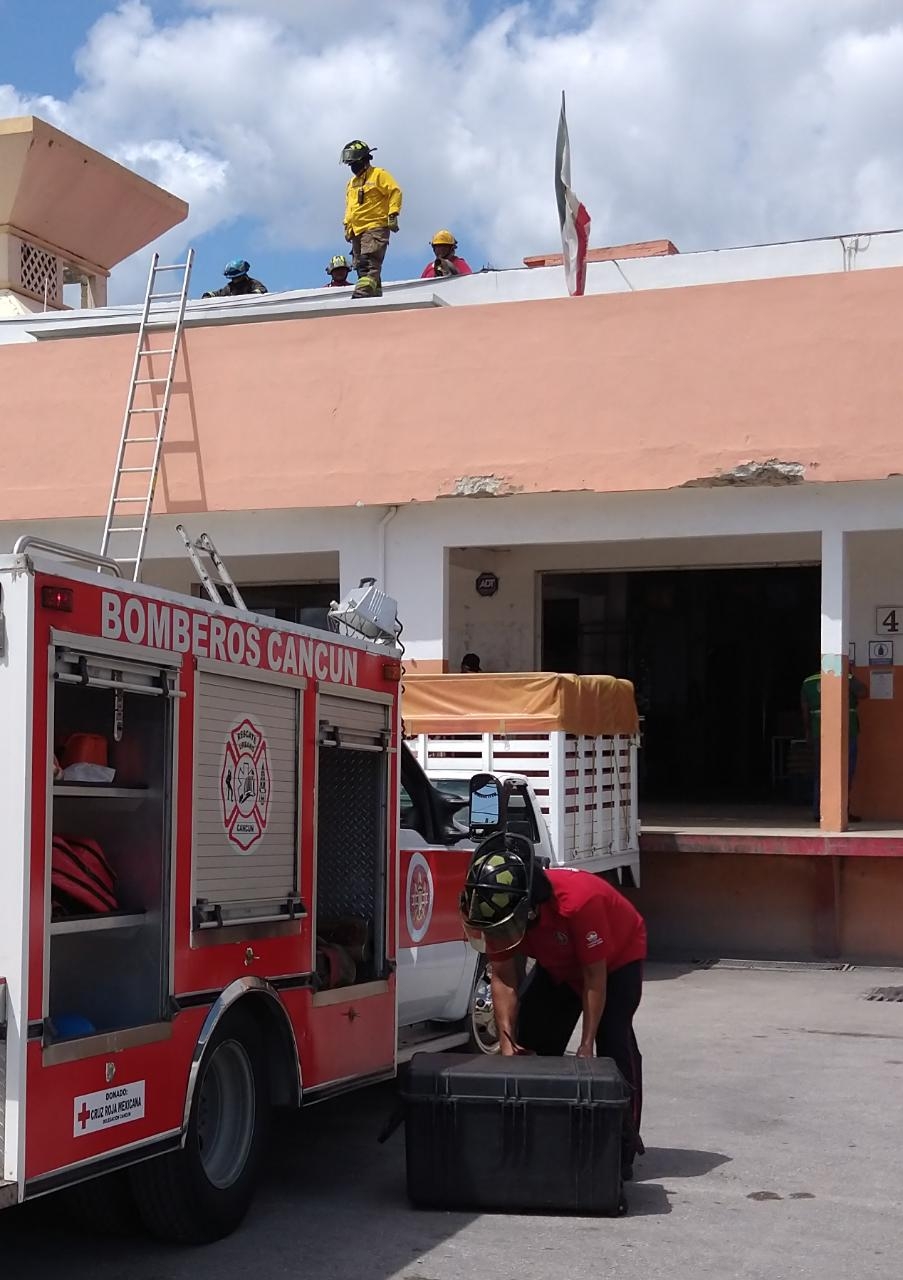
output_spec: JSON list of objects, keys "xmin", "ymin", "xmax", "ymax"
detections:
[
  {"xmin": 849, "ymin": 531, "xmax": 903, "ymax": 663},
  {"xmin": 5, "ymin": 481, "xmax": 903, "ymax": 669}
]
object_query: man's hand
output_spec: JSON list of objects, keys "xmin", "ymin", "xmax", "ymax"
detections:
[
  {"xmin": 388, "ymin": 214, "xmax": 399, "ymax": 233},
  {"xmin": 344, "ymin": 226, "xmax": 354, "ymax": 244},
  {"xmin": 579, "ymin": 960, "xmax": 608, "ymax": 1056},
  {"xmin": 500, "ymin": 1028, "xmax": 533, "ymax": 1056}
]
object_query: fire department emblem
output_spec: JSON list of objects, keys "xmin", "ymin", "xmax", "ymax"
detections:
[
  {"xmin": 405, "ymin": 852, "xmax": 434, "ymax": 944},
  {"xmin": 220, "ymin": 719, "xmax": 271, "ymax": 853}
]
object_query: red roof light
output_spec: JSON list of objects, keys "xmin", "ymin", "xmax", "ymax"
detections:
[{"xmin": 41, "ymin": 585, "xmax": 73, "ymax": 612}]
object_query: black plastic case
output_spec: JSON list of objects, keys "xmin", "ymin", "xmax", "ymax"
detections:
[{"xmin": 403, "ymin": 1053, "xmax": 629, "ymax": 1215}]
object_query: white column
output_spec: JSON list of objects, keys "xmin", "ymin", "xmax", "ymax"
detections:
[{"xmin": 385, "ymin": 515, "xmax": 448, "ymax": 671}]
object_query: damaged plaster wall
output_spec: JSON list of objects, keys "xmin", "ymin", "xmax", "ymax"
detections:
[{"xmin": 681, "ymin": 459, "xmax": 807, "ymax": 488}]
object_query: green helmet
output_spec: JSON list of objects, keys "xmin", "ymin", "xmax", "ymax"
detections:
[
  {"xmin": 459, "ymin": 834, "xmax": 534, "ymax": 953},
  {"xmin": 327, "ymin": 255, "xmax": 350, "ymax": 274}
]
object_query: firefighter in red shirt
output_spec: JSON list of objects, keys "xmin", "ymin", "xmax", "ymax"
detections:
[
  {"xmin": 460, "ymin": 835, "xmax": 646, "ymax": 1177},
  {"xmin": 421, "ymin": 229, "xmax": 473, "ymax": 278},
  {"xmin": 325, "ymin": 254, "xmax": 353, "ymax": 288}
]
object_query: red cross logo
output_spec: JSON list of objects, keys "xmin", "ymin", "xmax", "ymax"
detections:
[{"xmin": 77, "ymin": 1102, "xmax": 90, "ymax": 1130}]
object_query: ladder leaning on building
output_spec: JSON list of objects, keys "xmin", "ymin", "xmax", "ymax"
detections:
[{"xmin": 99, "ymin": 250, "xmax": 194, "ymax": 580}]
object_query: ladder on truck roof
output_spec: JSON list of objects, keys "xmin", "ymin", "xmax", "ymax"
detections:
[
  {"xmin": 176, "ymin": 524, "xmax": 247, "ymax": 610},
  {"xmin": 99, "ymin": 249, "xmax": 195, "ymax": 580}
]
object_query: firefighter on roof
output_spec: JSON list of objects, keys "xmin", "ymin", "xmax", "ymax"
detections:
[
  {"xmin": 341, "ymin": 140, "xmax": 402, "ymax": 299},
  {"xmin": 421, "ymin": 229, "xmax": 473, "ymax": 279},
  {"xmin": 325, "ymin": 254, "xmax": 353, "ymax": 288},
  {"xmin": 202, "ymin": 259, "xmax": 268, "ymax": 298}
]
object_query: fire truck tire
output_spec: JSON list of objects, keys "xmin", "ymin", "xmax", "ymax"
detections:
[
  {"xmin": 129, "ymin": 1006, "xmax": 270, "ymax": 1244},
  {"xmin": 57, "ymin": 1169, "xmax": 141, "ymax": 1236}
]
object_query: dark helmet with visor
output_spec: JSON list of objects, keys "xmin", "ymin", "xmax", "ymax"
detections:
[
  {"xmin": 459, "ymin": 832, "xmax": 535, "ymax": 954},
  {"xmin": 341, "ymin": 139, "xmax": 374, "ymax": 167}
]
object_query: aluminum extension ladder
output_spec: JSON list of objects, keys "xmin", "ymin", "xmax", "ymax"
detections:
[
  {"xmin": 176, "ymin": 524, "xmax": 247, "ymax": 610},
  {"xmin": 99, "ymin": 249, "xmax": 195, "ymax": 579}
]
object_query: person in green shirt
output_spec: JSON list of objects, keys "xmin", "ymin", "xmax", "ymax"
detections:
[{"xmin": 801, "ymin": 669, "xmax": 867, "ymax": 822}]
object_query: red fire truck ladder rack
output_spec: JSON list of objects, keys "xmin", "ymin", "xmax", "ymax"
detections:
[
  {"xmin": 99, "ymin": 250, "xmax": 195, "ymax": 580},
  {"xmin": 176, "ymin": 524, "xmax": 247, "ymax": 611}
]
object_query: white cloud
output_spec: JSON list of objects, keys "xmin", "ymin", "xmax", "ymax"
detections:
[{"xmin": 3, "ymin": 0, "xmax": 903, "ymax": 299}]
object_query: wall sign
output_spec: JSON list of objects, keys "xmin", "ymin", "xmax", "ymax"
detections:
[
  {"xmin": 870, "ymin": 670, "xmax": 894, "ymax": 700},
  {"xmin": 475, "ymin": 571, "xmax": 499, "ymax": 598},
  {"xmin": 869, "ymin": 640, "xmax": 894, "ymax": 667},
  {"xmin": 876, "ymin": 606, "xmax": 903, "ymax": 635}
]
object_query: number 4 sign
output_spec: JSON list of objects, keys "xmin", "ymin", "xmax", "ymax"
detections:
[{"xmin": 876, "ymin": 607, "xmax": 903, "ymax": 635}]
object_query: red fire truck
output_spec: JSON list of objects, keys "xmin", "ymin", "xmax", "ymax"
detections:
[{"xmin": 0, "ymin": 539, "xmax": 477, "ymax": 1242}]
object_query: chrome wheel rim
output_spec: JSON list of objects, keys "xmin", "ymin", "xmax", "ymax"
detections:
[
  {"xmin": 471, "ymin": 963, "xmax": 500, "ymax": 1054},
  {"xmin": 196, "ymin": 1039, "xmax": 255, "ymax": 1189}
]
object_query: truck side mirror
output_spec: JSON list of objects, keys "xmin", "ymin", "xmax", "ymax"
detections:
[{"xmin": 468, "ymin": 773, "xmax": 507, "ymax": 839}]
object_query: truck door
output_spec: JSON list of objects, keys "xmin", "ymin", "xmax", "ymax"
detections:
[
  {"xmin": 396, "ymin": 748, "xmax": 474, "ymax": 1029},
  {"xmin": 305, "ymin": 688, "xmax": 397, "ymax": 1088}
]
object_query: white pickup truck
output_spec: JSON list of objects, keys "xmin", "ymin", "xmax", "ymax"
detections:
[
  {"xmin": 396, "ymin": 750, "xmax": 545, "ymax": 1055},
  {"xmin": 399, "ymin": 672, "xmax": 642, "ymax": 1053},
  {"xmin": 405, "ymin": 671, "xmax": 641, "ymax": 884}
]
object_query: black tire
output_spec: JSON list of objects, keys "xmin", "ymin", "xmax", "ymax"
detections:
[
  {"xmin": 129, "ymin": 1006, "xmax": 270, "ymax": 1245},
  {"xmin": 57, "ymin": 1168, "xmax": 141, "ymax": 1236}
]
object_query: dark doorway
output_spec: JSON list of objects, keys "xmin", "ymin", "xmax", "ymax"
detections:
[{"xmin": 540, "ymin": 566, "xmax": 819, "ymax": 805}]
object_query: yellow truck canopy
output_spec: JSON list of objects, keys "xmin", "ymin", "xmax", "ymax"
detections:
[{"xmin": 402, "ymin": 672, "xmax": 639, "ymax": 737}]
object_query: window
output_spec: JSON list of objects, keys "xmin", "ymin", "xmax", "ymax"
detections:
[
  {"xmin": 315, "ymin": 693, "xmax": 390, "ymax": 985},
  {"xmin": 236, "ymin": 583, "xmax": 340, "ymax": 633}
]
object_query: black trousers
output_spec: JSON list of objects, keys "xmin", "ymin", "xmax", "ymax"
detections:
[{"xmin": 517, "ymin": 960, "xmax": 644, "ymax": 1152}]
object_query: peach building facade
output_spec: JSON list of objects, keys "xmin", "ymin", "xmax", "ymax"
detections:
[{"xmin": 3, "ymin": 117, "xmax": 903, "ymax": 961}]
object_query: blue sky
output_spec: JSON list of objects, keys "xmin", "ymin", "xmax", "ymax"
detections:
[{"xmin": 2, "ymin": 1, "xmax": 903, "ymax": 303}]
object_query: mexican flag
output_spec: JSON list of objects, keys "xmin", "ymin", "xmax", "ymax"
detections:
[{"xmin": 555, "ymin": 91, "xmax": 591, "ymax": 297}]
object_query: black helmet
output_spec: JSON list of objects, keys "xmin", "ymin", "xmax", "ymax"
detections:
[
  {"xmin": 340, "ymin": 139, "xmax": 375, "ymax": 167},
  {"xmin": 459, "ymin": 833, "xmax": 535, "ymax": 953}
]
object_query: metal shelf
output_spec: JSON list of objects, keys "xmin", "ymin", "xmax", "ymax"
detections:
[
  {"xmin": 53, "ymin": 785, "xmax": 148, "ymax": 799},
  {"xmin": 50, "ymin": 913, "xmax": 146, "ymax": 936}
]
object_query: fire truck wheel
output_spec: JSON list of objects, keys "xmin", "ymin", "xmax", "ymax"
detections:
[
  {"xmin": 129, "ymin": 1006, "xmax": 270, "ymax": 1244},
  {"xmin": 57, "ymin": 1169, "xmax": 141, "ymax": 1236}
]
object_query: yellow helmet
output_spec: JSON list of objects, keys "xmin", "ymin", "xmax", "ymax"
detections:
[{"xmin": 431, "ymin": 229, "xmax": 457, "ymax": 247}]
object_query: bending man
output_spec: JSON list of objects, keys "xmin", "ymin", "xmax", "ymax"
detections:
[{"xmin": 460, "ymin": 838, "xmax": 647, "ymax": 1178}]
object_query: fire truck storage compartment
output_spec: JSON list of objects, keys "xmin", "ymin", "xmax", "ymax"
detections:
[
  {"xmin": 193, "ymin": 669, "xmax": 301, "ymax": 929},
  {"xmin": 316, "ymin": 691, "xmax": 391, "ymax": 986},
  {"xmin": 49, "ymin": 646, "xmax": 175, "ymax": 1039}
]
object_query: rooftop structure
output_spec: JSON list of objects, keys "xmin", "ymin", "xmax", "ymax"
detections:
[{"xmin": 0, "ymin": 116, "xmax": 187, "ymax": 316}]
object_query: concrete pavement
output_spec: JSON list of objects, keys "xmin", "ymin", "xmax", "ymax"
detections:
[{"xmin": 3, "ymin": 963, "xmax": 902, "ymax": 1279}]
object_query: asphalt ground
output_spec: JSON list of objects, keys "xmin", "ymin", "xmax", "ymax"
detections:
[{"xmin": 3, "ymin": 963, "xmax": 902, "ymax": 1280}]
